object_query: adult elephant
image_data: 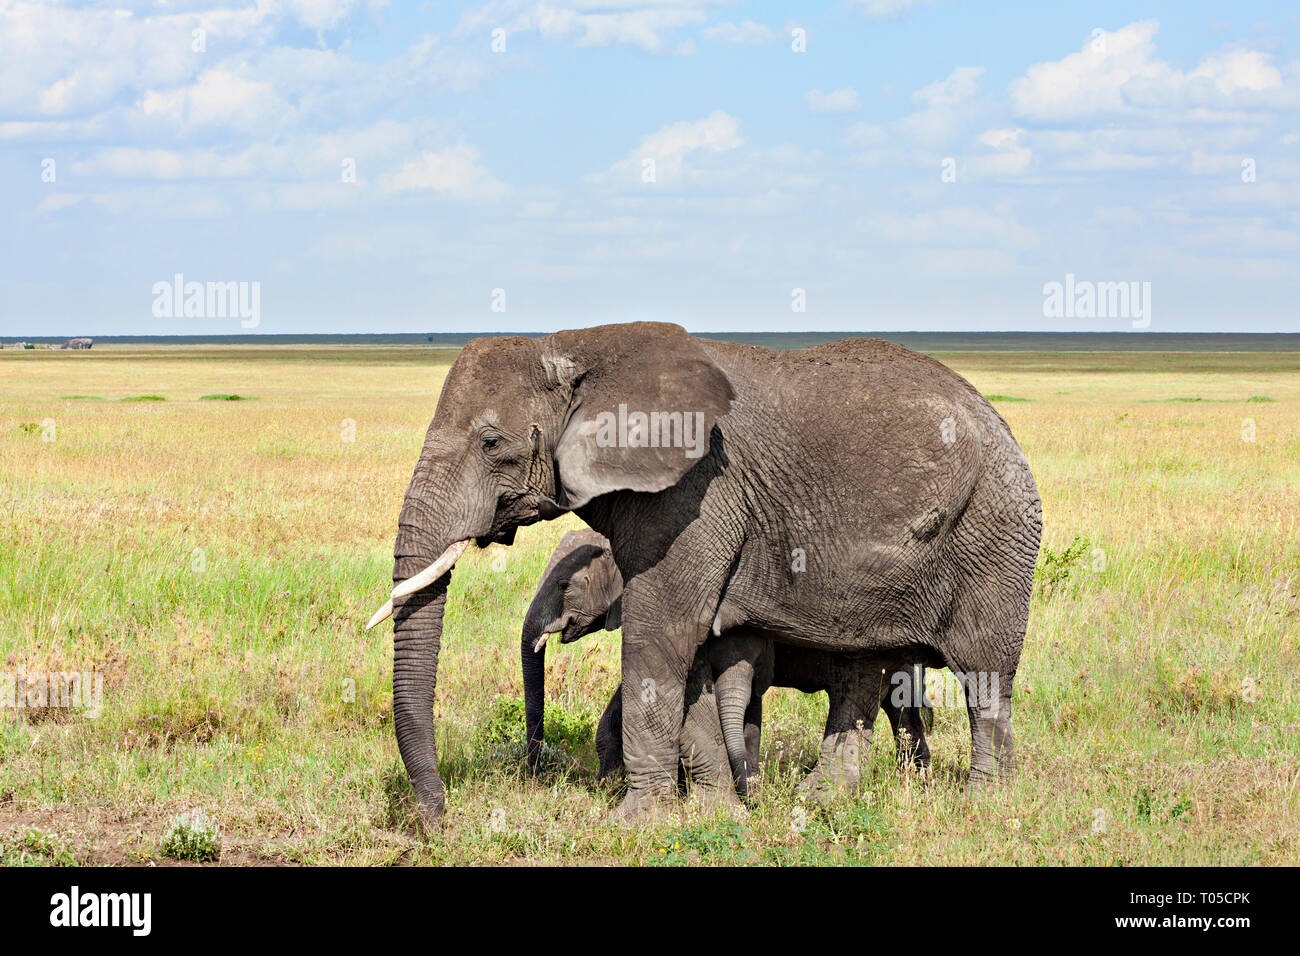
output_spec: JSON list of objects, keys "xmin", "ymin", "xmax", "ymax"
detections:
[{"xmin": 365, "ymin": 322, "xmax": 1041, "ymax": 827}]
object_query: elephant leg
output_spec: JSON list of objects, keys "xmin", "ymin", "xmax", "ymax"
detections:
[
  {"xmin": 941, "ymin": 476, "xmax": 1034, "ymax": 788},
  {"xmin": 879, "ymin": 664, "xmax": 931, "ymax": 770},
  {"xmin": 609, "ymin": 620, "xmax": 707, "ymax": 823},
  {"xmin": 596, "ymin": 683, "xmax": 625, "ymax": 782},
  {"xmin": 992, "ymin": 681, "xmax": 1015, "ymax": 782},
  {"xmin": 941, "ymin": 580, "xmax": 1025, "ymax": 787},
  {"xmin": 955, "ymin": 666, "xmax": 1013, "ymax": 788},
  {"xmin": 797, "ymin": 658, "xmax": 883, "ymax": 805},
  {"xmin": 742, "ymin": 693, "xmax": 762, "ymax": 794},
  {"xmin": 678, "ymin": 654, "xmax": 740, "ymax": 808}
]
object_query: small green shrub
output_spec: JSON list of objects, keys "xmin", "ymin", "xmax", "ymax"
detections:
[
  {"xmin": 470, "ymin": 696, "xmax": 596, "ymax": 774},
  {"xmin": 160, "ymin": 809, "xmax": 222, "ymax": 862},
  {"xmin": 984, "ymin": 394, "xmax": 1029, "ymax": 402},
  {"xmin": 1133, "ymin": 787, "xmax": 1194, "ymax": 824},
  {"xmin": 121, "ymin": 395, "xmax": 166, "ymax": 402},
  {"xmin": 651, "ymin": 817, "xmax": 752, "ymax": 865},
  {"xmin": 199, "ymin": 394, "xmax": 253, "ymax": 401},
  {"xmin": 0, "ymin": 827, "xmax": 78, "ymax": 866},
  {"xmin": 1035, "ymin": 534, "xmax": 1090, "ymax": 595}
]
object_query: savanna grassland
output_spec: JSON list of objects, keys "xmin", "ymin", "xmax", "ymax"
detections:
[{"xmin": 1, "ymin": 344, "xmax": 1297, "ymax": 866}]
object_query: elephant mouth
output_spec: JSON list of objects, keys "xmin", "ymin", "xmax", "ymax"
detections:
[
  {"xmin": 560, "ymin": 618, "xmax": 603, "ymax": 644},
  {"xmin": 531, "ymin": 617, "xmax": 597, "ymax": 652},
  {"xmin": 477, "ymin": 525, "xmax": 517, "ymax": 548}
]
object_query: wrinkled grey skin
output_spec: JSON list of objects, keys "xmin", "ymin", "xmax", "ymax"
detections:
[
  {"xmin": 386, "ymin": 322, "xmax": 1040, "ymax": 825},
  {"xmin": 523, "ymin": 531, "xmax": 931, "ymax": 798},
  {"xmin": 522, "ymin": 530, "xmax": 739, "ymax": 801}
]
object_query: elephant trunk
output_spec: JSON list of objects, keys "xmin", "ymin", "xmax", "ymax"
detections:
[
  {"xmin": 520, "ymin": 572, "xmax": 565, "ymax": 775},
  {"xmin": 389, "ymin": 465, "xmax": 474, "ymax": 831},
  {"xmin": 714, "ymin": 661, "xmax": 755, "ymax": 797},
  {"xmin": 391, "ymin": 547, "xmax": 451, "ymax": 830},
  {"xmin": 521, "ymin": 613, "xmax": 547, "ymax": 774}
]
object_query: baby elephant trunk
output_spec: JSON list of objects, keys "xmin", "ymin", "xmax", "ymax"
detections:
[{"xmin": 713, "ymin": 660, "xmax": 755, "ymax": 797}]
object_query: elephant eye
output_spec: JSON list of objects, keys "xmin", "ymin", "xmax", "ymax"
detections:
[{"xmin": 480, "ymin": 434, "xmax": 501, "ymax": 452}]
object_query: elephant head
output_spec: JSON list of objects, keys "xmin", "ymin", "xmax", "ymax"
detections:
[
  {"xmin": 520, "ymin": 529, "xmax": 622, "ymax": 772},
  {"xmin": 363, "ymin": 323, "xmax": 733, "ymax": 827}
]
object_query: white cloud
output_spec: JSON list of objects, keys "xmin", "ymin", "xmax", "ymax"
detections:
[
  {"xmin": 457, "ymin": 1, "xmax": 723, "ymax": 54},
  {"xmin": 851, "ymin": 0, "xmax": 935, "ymax": 18},
  {"xmin": 69, "ymin": 146, "xmax": 263, "ymax": 180},
  {"xmin": 703, "ymin": 20, "xmax": 778, "ymax": 45},
  {"xmin": 1009, "ymin": 20, "xmax": 1286, "ymax": 121},
  {"xmin": 913, "ymin": 66, "xmax": 983, "ymax": 108},
  {"xmin": 135, "ymin": 69, "xmax": 290, "ymax": 134},
  {"xmin": 968, "ymin": 128, "xmax": 1032, "ymax": 178},
  {"xmin": 285, "ymin": 0, "xmax": 359, "ymax": 32},
  {"xmin": 999, "ymin": 22, "xmax": 1299, "ymax": 184},
  {"xmin": 807, "ymin": 88, "xmax": 861, "ymax": 113},
  {"xmin": 847, "ymin": 66, "xmax": 984, "ymax": 164},
  {"xmin": 380, "ymin": 144, "xmax": 508, "ymax": 199},
  {"xmin": 607, "ymin": 110, "xmax": 742, "ymax": 183},
  {"xmin": 1, "ymin": 2, "xmax": 205, "ymax": 118},
  {"xmin": 1189, "ymin": 49, "xmax": 1284, "ymax": 96}
]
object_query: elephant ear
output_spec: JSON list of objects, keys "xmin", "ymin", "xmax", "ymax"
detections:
[
  {"xmin": 604, "ymin": 596, "xmax": 622, "ymax": 633},
  {"xmin": 545, "ymin": 323, "xmax": 735, "ymax": 510}
]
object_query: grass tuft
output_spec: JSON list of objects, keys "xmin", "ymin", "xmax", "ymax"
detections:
[{"xmin": 160, "ymin": 810, "xmax": 222, "ymax": 862}]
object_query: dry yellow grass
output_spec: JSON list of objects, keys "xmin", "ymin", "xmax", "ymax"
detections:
[{"xmin": 1, "ymin": 344, "xmax": 1297, "ymax": 865}]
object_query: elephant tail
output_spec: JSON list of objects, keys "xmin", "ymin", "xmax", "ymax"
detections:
[{"xmin": 714, "ymin": 661, "xmax": 755, "ymax": 797}]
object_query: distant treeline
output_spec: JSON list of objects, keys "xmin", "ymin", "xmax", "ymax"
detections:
[{"xmin": 4, "ymin": 332, "xmax": 1299, "ymax": 351}]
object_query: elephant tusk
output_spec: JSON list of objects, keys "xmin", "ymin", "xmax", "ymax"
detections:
[
  {"xmin": 390, "ymin": 539, "xmax": 472, "ymax": 600},
  {"xmin": 532, "ymin": 632, "xmax": 558, "ymax": 654},
  {"xmin": 365, "ymin": 599, "xmax": 394, "ymax": 631},
  {"xmin": 364, "ymin": 538, "xmax": 473, "ymax": 630}
]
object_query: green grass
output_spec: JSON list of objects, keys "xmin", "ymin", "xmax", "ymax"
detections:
[
  {"xmin": 199, "ymin": 394, "xmax": 254, "ymax": 401},
  {"xmin": 983, "ymin": 394, "xmax": 1029, "ymax": 402},
  {"xmin": 119, "ymin": 394, "xmax": 166, "ymax": 402},
  {"xmin": 1, "ymin": 345, "xmax": 1297, "ymax": 865}
]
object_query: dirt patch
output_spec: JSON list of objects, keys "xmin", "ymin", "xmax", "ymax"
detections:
[{"xmin": 0, "ymin": 806, "xmax": 295, "ymax": 866}]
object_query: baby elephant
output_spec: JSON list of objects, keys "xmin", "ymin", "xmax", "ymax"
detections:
[{"xmin": 521, "ymin": 530, "xmax": 931, "ymax": 799}]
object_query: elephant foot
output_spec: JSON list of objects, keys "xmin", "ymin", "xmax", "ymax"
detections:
[
  {"xmin": 604, "ymin": 789, "xmax": 676, "ymax": 826},
  {"xmin": 796, "ymin": 730, "xmax": 869, "ymax": 805},
  {"xmin": 597, "ymin": 765, "xmax": 627, "ymax": 787},
  {"xmin": 684, "ymin": 780, "xmax": 742, "ymax": 811},
  {"xmin": 735, "ymin": 773, "xmax": 760, "ymax": 801},
  {"xmin": 896, "ymin": 734, "xmax": 931, "ymax": 772},
  {"xmin": 966, "ymin": 767, "xmax": 1002, "ymax": 794}
]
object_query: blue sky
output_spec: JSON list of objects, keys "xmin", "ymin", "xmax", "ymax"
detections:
[{"xmin": 2, "ymin": 0, "xmax": 1298, "ymax": 335}]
